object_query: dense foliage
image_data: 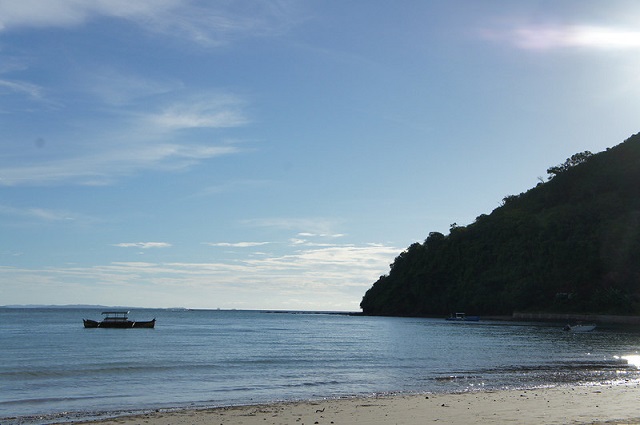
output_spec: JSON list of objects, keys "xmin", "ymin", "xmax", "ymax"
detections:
[{"xmin": 360, "ymin": 133, "xmax": 640, "ymax": 317}]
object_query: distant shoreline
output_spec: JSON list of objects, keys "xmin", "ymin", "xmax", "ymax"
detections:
[
  {"xmin": 512, "ymin": 312, "xmax": 640, "ymax": 325},
  {"xmin": 5, "ymin": 306, "xmax": 640, "ymax": 325}
]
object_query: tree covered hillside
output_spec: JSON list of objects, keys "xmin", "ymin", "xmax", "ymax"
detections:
[{"xmin": 360, "ymin": 133, "xmax": 640, "ymax": 317}]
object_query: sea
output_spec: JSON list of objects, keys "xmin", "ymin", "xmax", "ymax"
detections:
[{"xmin": 2, "ymin": 308, "xmax": 640, "ymax": 424}]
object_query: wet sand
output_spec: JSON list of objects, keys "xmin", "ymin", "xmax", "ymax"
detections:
[{"xmin": 69, "ymin": 382, "xmax": 640, "ymax": 425}]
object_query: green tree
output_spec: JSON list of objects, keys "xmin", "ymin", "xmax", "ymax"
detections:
[{"xmin": 547, "ymin": 151, "xmax": 593, "ymax": 179}]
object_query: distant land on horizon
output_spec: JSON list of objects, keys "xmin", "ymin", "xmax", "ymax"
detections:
[
  {"xmin": 0, "ymin": 305, "xmax": 358, "ymax": 314},
  {"xmin": 1, "ymin": 304, "xmax": 156, "ymax": 309}
]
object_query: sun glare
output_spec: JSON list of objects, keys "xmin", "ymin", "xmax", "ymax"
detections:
[
  {"xmin": 619, "ymin": 355, "xmax": 640, "ymax": 368},
  {"xmin": 487, "ymin": 23, "xmax": 640, "ymax": 51},
  {"xmin": 570, "ymin": 26, "xmax": 640, "ymax": 49}
]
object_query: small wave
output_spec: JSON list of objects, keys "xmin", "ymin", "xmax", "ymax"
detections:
[
  {"xmin": 0, "ymin": 407, "xmax": 150, "ymax": 425},
  {"xmin": 284, "ymin": 380, "xmax": 343, "ymax": 388},
  {"xmin": 467, "ymin": 358, "xmax": 635, "ymax": 376},
  {"xmin": 0, "ymin": 395, "xmax": 98, "ymax": 407},
  {"xmin": 434, "ymin": 375, "xmax": 482, "ymax": 381},
  {"xmin": 0, "ymin": 362, "xmax": 231, "ymax": 381}
]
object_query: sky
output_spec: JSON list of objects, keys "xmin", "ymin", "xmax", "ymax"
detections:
[{"xmin": 1, "ymin": 1, "xmax": 640, "ymax": 311}]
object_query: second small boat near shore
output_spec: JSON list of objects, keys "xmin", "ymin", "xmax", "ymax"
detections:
[
  {"xmin": 446, "ymin": 312, "xmax": 480, "ymax": 322},
  {"xmin": 563, "ymin": 323, "xmax": 596, "ymax": 332}
]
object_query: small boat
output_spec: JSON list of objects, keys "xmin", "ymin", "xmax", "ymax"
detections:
[
  {"xmin": 563, "ymin": 323, "xmax": 596, "ymax": 332},
  {"xmin": 83, "ymin": 311, "xmax": 155, "ymax": 328},
  {"xmin": 446, "ymin": 312, "xmax": 480, "ymax": 322}
]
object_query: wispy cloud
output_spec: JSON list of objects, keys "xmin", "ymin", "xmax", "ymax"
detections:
[
  {"xmin": 0, "ymin": 204, "xmax": 96, "ymax": 224},
  {"xmin": 0, "ymin": 3, "xmax": 263, "ymax": 188},
  {"xmin": 0, "ymin": 142, "xmax": 241, "ymax": 186},
  {"xmin": 0, "ymin": 0, "xmax": 301, "ymax": 46},
  {"xmin": 113, "ymin": 242, "xmax": 172, "ymax": 249},
  {"xmin": 204, "ymin": 242, "xmax": 270, "ymax": 248},
  {"xmin": 0, "ymin": 1, "xmax": 182, "ymax": 31},
  {"xmin": 297, "ymin": 232, "xmax": 345, "ymax": 238},
  {"xmin": 0, "ymin": 78, "xmax": 43, "ymax": 99},
  {"xmin": 0, "ymin": 91, "xmax": 248, "ymax": 186},
  {"xmin": 482, "ymin": 23, "xmax": 640, "ymax": 51},
  {"xmin": 196, "ymin": 179, "xmax": 272, "ymax": 197},
  {"xmin": 0, "ymin": 74, "xmax": 59, "ymax": 111},
  {"xmin": 84, "ymin": 69, "xmax": 182, "ymax": 106},
  {"xmin": 241, "ymin": 217, "xmax": 345, "ymax": 236},
  {"xmin": 139, "ymin": 2, "xmax": 302, "ymax": 47}
]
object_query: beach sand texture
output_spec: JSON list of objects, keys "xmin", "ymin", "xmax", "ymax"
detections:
[{"xmin": 74, "ymin": 383, "xmax": 640, "ymax": 425}]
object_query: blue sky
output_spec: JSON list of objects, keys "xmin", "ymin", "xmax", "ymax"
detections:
[{"xmin": 1, "ymin": 1, "xmax": 640, "ymax": 310}]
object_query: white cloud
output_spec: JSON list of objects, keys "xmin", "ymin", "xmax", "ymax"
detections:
[
  {"xmin": 147, "ymin": 96, "xmax": 249, "ymax": 130},
  {"xmin": 113, "ymin": 242, "xmax": 172, "ymax": 249},
  {"xmin": 244, "ymin": 244, "xmax": 397, "ymax": 275},
  {"xmin": 0, "ymin": 242, "xmax": 399, "ymax": 310}
]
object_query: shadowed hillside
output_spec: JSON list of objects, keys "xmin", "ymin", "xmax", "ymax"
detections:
[{"xmin": 360, "ymin": 133, "xmax": 640, "ymax": 317}]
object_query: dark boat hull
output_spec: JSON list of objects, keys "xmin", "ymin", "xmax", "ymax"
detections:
[{"xmin": 83, "ymin": 319, "xmax": 155, "ymax": 328}]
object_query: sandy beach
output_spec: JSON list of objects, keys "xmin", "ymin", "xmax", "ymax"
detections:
[{"xmin": 71, "ymin": 383, "xmax": 640, "ymax": 425}]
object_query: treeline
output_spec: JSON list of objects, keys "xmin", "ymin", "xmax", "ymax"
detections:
[{"xmin": 360, "ymin": 133, "xmax": 640, "ymax": 317}]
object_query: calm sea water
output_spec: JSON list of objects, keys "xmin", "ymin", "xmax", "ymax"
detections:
[{"xmin": 2, "ymin": 308, "xmax": 640, "ymax": 424}]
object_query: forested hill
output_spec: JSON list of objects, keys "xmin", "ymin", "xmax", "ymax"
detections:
[{"xmin": 360, "ymin": 133, "xmax": 640, "ymax": 317}]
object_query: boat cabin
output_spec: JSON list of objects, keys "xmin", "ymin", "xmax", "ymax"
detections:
[{"xmin": 101, "ymin": 311, "xmax": 130, "ymax": 323}]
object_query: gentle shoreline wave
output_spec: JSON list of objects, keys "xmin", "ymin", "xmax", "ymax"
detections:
[
  {"xmin": 7, "ymin": 380, "xmax": 640, "ymax": 425},
  {"xmin": 5, "ymin": 377, "xmax": 640, "ymax": 425}
]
